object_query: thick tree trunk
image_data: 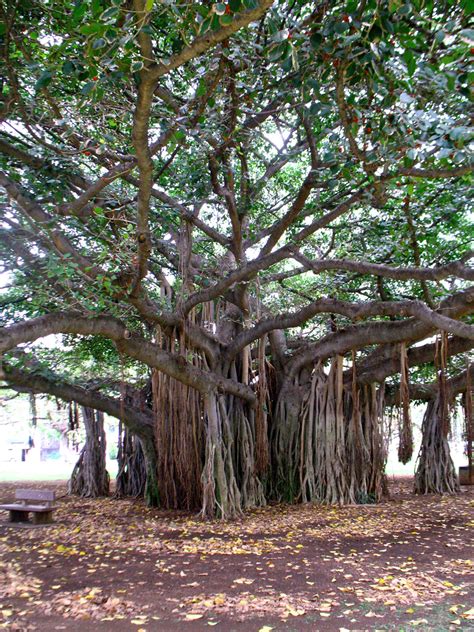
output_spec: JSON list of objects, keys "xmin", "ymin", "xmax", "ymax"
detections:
[
  {"xmin": 272, "ymin": 358, "xmax": 387, "ymax": 505},
  {"xmin": 414, "ymin": 394, "xmax": 460, "ymax": 494},
  {"xmin": 270, "ymin": 378, "xmax": 307, "ymax": 502},
  {"xmin": 69, "ymin": 407, "xmax": 110, "ymax": 497}
]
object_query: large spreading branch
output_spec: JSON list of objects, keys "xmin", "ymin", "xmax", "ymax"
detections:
[
  {"xmin": 352, "ymin": 335, "xmax": 474, "ymax": 386},
  {"xmin": 0, "ymin": 312, "xmax": 256, "ymax": 404},
  {"xmin": 2, "ymin": 363, "xmax": 154, "ymax": 439},
  {"xmin": 148, "ymin": 1, "xmax": 275, "ymax": 82},
  {"xmin": 227, "ymin": 291, "xmax": 474, "ymax": 359},
  {"xmin": 287, "ymin": 287, "xmax": 474, "ymax": 377},
  {"xmin": 291, "ymin": 252, "xmax": 474, "ymax": 283}
]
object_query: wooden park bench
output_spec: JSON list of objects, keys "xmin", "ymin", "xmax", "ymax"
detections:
[{"xmin": 0, "ymin": 489, "xmax": 56, "ymax": 525}]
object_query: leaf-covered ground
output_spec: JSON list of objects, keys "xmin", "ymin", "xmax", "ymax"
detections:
[{"xmin": 0, "ymin": 478, "xmax": 473, "ymax": 631}]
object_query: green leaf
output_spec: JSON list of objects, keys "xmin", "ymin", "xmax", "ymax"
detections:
[
  {"xmin": 145, "ymin": 0, "xmax": 154, "ymax": 10},
  {"xmin": 459, "ymin": 29, "xmax": 474, "ymax": 44},
  {"xmin": 220, "ymin": 14, "xmax": 233, "ymax": 26},
  {"xmin": 403, "ymin": 50, "xmax": 416, "ymax": 76},
  {"xmin": 334, "ymin": 22, "xmax": 350, "ymax": 34},
  {"xmin": 196, "ymin": 78, "xmax": 207, "ymax": 97},
  {"xmin": 310, "ymin": 32, "xmax": 322, "ymax": 49},
  {"xmin": 79, "ymin": 23, "xmax": 102, "ymax": 35},
  {"xmin": 199, "ymin": 16, "xmax": 212, "ymax": 34},
  {"xmin": 92, "ymin": 37, "xmax": 106, "ymax": 49},
  {"xmin": 131, "ymin": 60, "xmax": 144, "ymax": 72},
  {"xmin": 101, "ymin": 6, "xmax": 120, "ymax": 21},
  {"xmin": 81, "ymin": 81, "xmax": 96, "ymax": 95},
  {"xmin": 229, "ymin": 0, "xmax": 241, "ymax": 11},
  {"xmin": 35, "ymin": 70, "xmax": 53, "ymax": 90},
  {"xmin": 268, "ymin": 41, "xmax": 290, "ymax": 62},
  {"xmin": 214, "ymin": 3, "xmax": 226, "ymax": 15},
  {"xmin": 62, "ymin": 60, "xmax": 75, "ymax": 75}
]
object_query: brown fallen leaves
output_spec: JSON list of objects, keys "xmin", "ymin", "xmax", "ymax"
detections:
[
  {"xmin": 355, "ymin": 572, "xmax": 467, "ymax": 605},
  {"xmin": 0, "ymin": 559, "xmax": 42, "ymax": 599},
  {"xmin": 179, "ymin": 590, "xmax": 319, "ymax": 621},
  {"xmin": 43, "ymin": 587, "xmax": 135, "ymax": 621},
  {"xmin": 0, "ymin": 479, "xmax": 473, "ymax": 630}
]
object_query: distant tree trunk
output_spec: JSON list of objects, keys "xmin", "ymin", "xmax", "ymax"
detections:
[
  {"xmin": 414, "ymin": 394, "xmax": 460, "ymax": 495},
  {"xmin": 69, "ymin": 407, "xmax": 110, "ymax": 497},
  {"xmin": 115, "ymin": 423, "xmax": 147, "ymax": 499},
  {"xmin": 29, "ymin": 392, "xmax": 37, "ymax": 427}
]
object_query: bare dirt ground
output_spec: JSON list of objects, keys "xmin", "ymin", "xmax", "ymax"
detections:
[{"xmin": 0, "ymin": 477, "xmax": 473, "ymax": 632}]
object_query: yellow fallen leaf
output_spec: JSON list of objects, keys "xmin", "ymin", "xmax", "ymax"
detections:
[
  {"xmin": 185, "ymin": 614, "xmax": 203, "ymax": 621},
  {"xmin": 463, "ymin": 608, "xmax": 474, "ymax": 620},
  {"xmin": 287, "ymin": 607, "xmax": 305, "ymax": 616},
  {"xmin": 258, "ymin": 627, "xmax": 273, "ymax": 632}
]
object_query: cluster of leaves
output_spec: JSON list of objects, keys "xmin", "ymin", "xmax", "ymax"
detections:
[{"xmin": 0, "ymin": 0, "xmax": 472, "ymax": 395}]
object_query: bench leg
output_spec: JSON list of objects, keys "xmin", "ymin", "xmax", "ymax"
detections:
[
  {"xmin": 10, "ymin": 510, "xmax": 30, "ymax": 523},
  {"xmin": 33, "ymin": 511, "xmax": 53, "ymax": 525}
]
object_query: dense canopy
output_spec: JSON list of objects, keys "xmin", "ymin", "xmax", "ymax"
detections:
[{"xmin": 0, "ymin": 0, "xmax": 473, "ymax": 517}]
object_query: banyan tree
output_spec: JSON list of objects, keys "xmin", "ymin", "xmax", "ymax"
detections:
[{"xmin": 0, "ymin": 0, "xmax": 473, "ymax": 518}]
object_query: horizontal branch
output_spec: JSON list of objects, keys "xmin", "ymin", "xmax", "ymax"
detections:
[
  {"xmin": 351, "ymin": 335, "xmax": 474, "ymax": 386},
  {"xmin": 385, "ymin": 365, "xmax": 474, "ymax": 406},
  {"xmin": 287, "ymin": 287, "xmax": 474, "ymax": 376},
  {"xmin": 293, "ymin": 252, "xmax": 474, "ymax": 282},
  {"xmin": 149, "ymin": 1, "xmax": 274, "ymax": 81},
  {"xmin": 0, "ymin": 312, "xmax": 256, "ymax": 404},
  {"xmin": 2, "ymin": 363, "xmax": 154, "ymax": 439},
  {"xmin": 227, "ymin": 292, "xmax": 474, "ymax": 359},
  {"xmin": 397, "ymin": 165, "xmax": 473, "ymax": 179}
]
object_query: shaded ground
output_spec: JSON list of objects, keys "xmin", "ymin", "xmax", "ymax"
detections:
[{"xmin": 0, "ymin": 478, "xmax": 473, "ymax": 631}]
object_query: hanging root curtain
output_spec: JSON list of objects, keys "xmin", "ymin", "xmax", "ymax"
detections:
[
  {"xmin": 152, "ymin": 368, "xmax": 203, "ymax": 511},
  {"xmin": 398, "ymin": 342, "xmax": 414, "ymax": 464},
  {"xmin": 200, "ymin": 385, "xmax": 267, "ymax": 520},
  {"xmin": 272, "ymin": 357, "xmax": 387, "ymax": 505}
]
